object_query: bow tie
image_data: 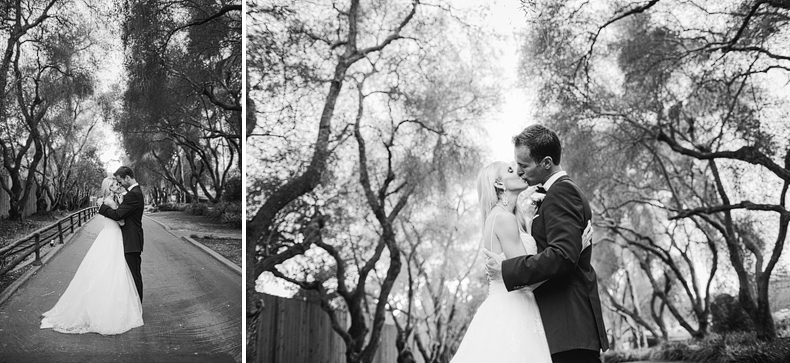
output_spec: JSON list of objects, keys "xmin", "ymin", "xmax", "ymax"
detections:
[{"xmin": 536, "ymin": 186, "xmax": 547, "ymax": 194}]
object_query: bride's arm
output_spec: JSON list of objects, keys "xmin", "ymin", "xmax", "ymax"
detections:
[
  {"xmin": 511, "ymin": 231, "xmax": 546, "ymax": 292},
  {"xmin": 494, "ymin": 214, "xmax": 546, "ymax": 291},
  {"xmin": 493, "ymin": 213, "xmax": 528, "ymax": 259}
]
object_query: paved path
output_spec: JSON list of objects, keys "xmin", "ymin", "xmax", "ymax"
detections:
[{"xmin": 0, "ymin": 216, "xmax": 241, "ymax": 363}]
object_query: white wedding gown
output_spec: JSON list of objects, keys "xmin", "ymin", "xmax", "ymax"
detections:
[
  {"xmin": 450, "ymin": 227, "xmax": 552, "ymax": 362},
  {"xmin": 40, "ymin": 216, "xmax": 144, "ymax": 335}
]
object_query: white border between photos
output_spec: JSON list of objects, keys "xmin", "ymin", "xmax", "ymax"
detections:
[{"xmin": 240, "ymin": 0, "xmax": 248, "ymax": 361}]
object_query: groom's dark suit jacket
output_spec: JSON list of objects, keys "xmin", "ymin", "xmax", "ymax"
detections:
[
  {"xmin": 99, "ymin": 185, "xmax": 144, "ymax": 253},
  {"xmin": 502, "ymin": 175, "xmax": 608, "ymax": 355}
]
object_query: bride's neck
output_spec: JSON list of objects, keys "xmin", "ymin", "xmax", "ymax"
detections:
[{"xmin": 496, "ymin": 194, "xmax": 518, "ymax": 213}]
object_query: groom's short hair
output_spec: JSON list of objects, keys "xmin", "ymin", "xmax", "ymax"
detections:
[
  {"xmin": 513, "ymin": 124, "xmax": 562, "ymax": 165},
  {"xmin": 114, "ymin": 166, "xmax": 135, "ymax": 179}
]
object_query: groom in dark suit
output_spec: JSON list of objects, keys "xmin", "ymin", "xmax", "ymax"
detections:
[
  {"xmin": 487, "ymin": 125, "xmax": 608, "ymax": 363},
  {"xmin": 99, "ymin": 166, "xmax": 145, "ymax": 302}
]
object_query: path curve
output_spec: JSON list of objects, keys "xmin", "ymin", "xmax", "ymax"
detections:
[{"xmin": 0, "ymin": 216, "xmax": 241, "ymax": 363}]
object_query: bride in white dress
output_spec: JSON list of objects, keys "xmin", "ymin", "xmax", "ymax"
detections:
[
  {"xmin": 40, "ymin": 177, "xmax": 144, "ymax": 335},
  {"xmin": 450, "ymin": 161, "xmax": 552, "ymax": 363}
]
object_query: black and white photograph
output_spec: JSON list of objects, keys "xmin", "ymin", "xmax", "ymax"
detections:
[
  {"xmin": 0, "ymin": 1, "xmax": 242, "ymax": 362},
  {"xmin": 247, "ymin": 1, "xmax": 790, "ymax": 363}
]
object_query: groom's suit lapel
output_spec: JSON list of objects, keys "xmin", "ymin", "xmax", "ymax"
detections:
[{"xmin": 531, "ymin": 175, "xmax": 572, "ymax": 253}]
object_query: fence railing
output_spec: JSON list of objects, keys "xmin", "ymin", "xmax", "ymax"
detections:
[{"xmin": 0, "ymin": 206, "xmax": 100, "ymax": 277}]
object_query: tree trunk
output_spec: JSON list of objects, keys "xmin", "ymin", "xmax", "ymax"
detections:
[{"xmin": 753, "ymin": 276, "xmax": 777, "ymax": 340}]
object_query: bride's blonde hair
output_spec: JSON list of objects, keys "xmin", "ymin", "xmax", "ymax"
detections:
[
  {"xmin": 101, "ymin": 177, "xmax": 118, "ymax": 198},
  {"xmin": 476, "ymin": 161, "xmax": 507, "ymax": 227}
]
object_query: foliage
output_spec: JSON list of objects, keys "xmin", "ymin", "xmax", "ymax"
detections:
[
  {"xmin": 184, "ymin": 202, "xmax": 211, "ymax": 216},
  {"xmin": 156, "ymin": 202, "xmax": 186, "ymax": 212},
  {"xmin": 116, "ymin": 0, "xmax": 241, "ymax": 203},
  {"xmin": 247, "ymin": 1, "xmax": 501, "ymax": 361},
  {"xmin": 222, "ymin": 174, "xmax": 242, "ymax": 202},
  {"xmin": 0, "ymin": 0, "xmax": 111, "ymax": 219},
  {"xmin": 603, "ymin": 333, "xmax": 790, "ymax": 363},
  {"xmin": 388, "ymin": 186, "xmax": 488, "ymax": 362},
  {"xmin": 520, "ymin": 0, "xmax": 790, "ymax": 341},
  {"xmin": 206, "ymin": 201, "xmax": 242, "ymax": 228},
  {"xmin": 175, "ymin": 201, "xmax": 240, "ymax": 228},
  {"xmin": 711, "ymin": 294, "xmax": 755, "ymax": 334}
]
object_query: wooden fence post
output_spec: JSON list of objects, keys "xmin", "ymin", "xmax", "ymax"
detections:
[
  {"xmin": 57, "ymin": 221, "xmax": 64, "ymax": 244},
  {"xmin": 33, "ymin": 233, "xmax": 42, "ymax": 266},
  {"xmin": 78, "ymin": 210, "xmax": 82, "ymax": 227},
  {"xmin": 69, "ymin": 215, "xmax": 74, "ymax": 233}
]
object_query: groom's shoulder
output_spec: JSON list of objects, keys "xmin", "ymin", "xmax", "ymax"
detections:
[{"xmin": 551, "ymin": 179, "xmax": 587, "ymax": 200}]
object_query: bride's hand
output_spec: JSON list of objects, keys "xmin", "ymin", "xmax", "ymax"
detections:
[{"xmin": 517, "ymin": 189, "xmax": 539, "ymax": 222}]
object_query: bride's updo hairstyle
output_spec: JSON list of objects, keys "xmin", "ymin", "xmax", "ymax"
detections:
[{"xmin": 476, "ymin": 161, "xmax": 507, "ymax": 227}]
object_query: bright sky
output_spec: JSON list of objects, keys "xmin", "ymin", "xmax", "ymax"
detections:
[
  {"xmin": 258, "ymin": 0, "xmax": 536, "ymax": 297},
  {"xmin": 94, "ymin": 21, "xmax": 126, "ymax": 176},
  {"xmin": 473, "ymin": 0, "xmax": 536, "ymax": 162}
]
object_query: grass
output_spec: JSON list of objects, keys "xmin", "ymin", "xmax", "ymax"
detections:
[
  {"xmin": 145, "ymin": 210, "xmax": 241, "ymax": 268},
  {"xmin": 146, "ymin": 210, "xmax": 240, "ymax": 235},
  {"xmin": 191, "ymin": 237, "xmax": 242, "ymax": 267}
]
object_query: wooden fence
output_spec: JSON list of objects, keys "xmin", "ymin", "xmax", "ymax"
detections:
[
  {"xmin": 0, "ymin": 206, "xmax": 99, "ymax": 277},
  {"xmin": 256, "ymin": 293, "xmax": 401, "ymax": 363}
]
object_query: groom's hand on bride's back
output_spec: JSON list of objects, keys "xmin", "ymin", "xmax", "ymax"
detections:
[
  {"xmin": 582, "ymin": 221, "xmax": 593, "ymax": 251},
  {"xmin": 482, "ymin": 249, "xmax": 504, "ymax": 280}
]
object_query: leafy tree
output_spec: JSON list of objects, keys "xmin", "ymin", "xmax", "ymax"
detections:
[
  {"xmin": 0, "ymin": 0, "xmax": 99, "ymax": 219},
  {"xmin": 519, "ymin": 0, "xmax": 790, "ymax": 340},
  {"xmin": 247, "ymin": 1, "xmax": 501, "ymax": 361},
  {"xmin": 117, "ymin": 0, "xmax": 240, "ymax": 202},
  {"xmin": 389, "ymin": 186, "xmax": 488, "ymax": 363}
]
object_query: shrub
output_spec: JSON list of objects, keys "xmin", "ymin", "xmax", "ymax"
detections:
[
  {"xmin": 157, "ymin": 202, "xmax": 185, "ymax": 212},
  {"xmin": 184, "ymin": 202, "xmax": 210, "ymax": 216},
  {"xmin": 207, "ymin": 201, "xmax": 241, "ymax": 228},
  {"xmin": 223, "ymin": 175, "xmax": 242, "ymax": 202},
  {"xmin": 711, "ymin": 293, "xmax": 754, "ymax": 334},
  {"xmin": 604, "ymin": 333, "xmax": 790, "ymax": 363}
]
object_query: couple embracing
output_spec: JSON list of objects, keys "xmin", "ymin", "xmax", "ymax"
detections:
[
  {"xmin": 451, "ymin": 125, "xmax": 609, "ymax": 363},
  {"xmin": 40, "ymin": 166, "xmax": 146, "ymax": 335}
]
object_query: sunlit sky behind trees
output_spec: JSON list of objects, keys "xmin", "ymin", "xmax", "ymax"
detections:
[
  {"xmin": 249, "ymin": 0, "xmax": 790, "ymax": 295},
  {"xmin": 248, "ymin": 0, "xmax": 790, "ymax": 353},
  {"xmin": 1, "ymin": 0, "xmax": 240, "ymax": 219},
  {"xmin": 249, "ymin": 0, "xmax": 539, "ymax": 296}
]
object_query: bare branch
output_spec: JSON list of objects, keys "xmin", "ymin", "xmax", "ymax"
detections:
[
  {"xmin": 657, "ymin": 130, "xmax": 790, "ymax": 182},
  {"xmin": 669, "ymin": 201, "xmax": 790, "ymax": 220}
]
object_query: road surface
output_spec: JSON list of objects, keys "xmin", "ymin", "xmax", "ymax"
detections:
[{"xmin": 0, "ymin": 216, "xmax": 241, "ymax": 363}]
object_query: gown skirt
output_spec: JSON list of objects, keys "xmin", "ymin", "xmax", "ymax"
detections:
[{"xmin": 40, "ymin": 217, "xmax": 143, "ymax": 335}]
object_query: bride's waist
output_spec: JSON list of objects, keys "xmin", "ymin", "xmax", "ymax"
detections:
[
  {"xmin": 103, "ymin": 218, "xmax": 123, "ymax": 228},
  {"xmin": 488, "ymin": 279, "xmax": 514, "ymax": 295}
]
